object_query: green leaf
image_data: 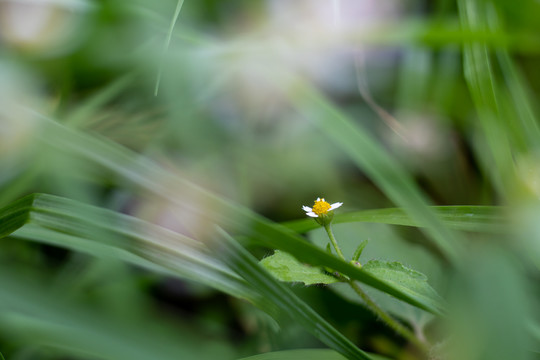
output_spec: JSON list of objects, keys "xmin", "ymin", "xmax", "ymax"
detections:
[
  {"xmin": 211, "ymin": 228, "xmax": 376, "ymax": 360},
  {"xmin": 237, "ymin": 349, "xmax": 392, "ymax": 360},
  {"xmin": 309, "ymin": 222, "xmax": 443, "ymax": 328},
  {"xmin": 352, "ymin": 240, "xmax": 368, "ymax": 262},
  {"xmin": 260, "ymin": 251, "xmax": 340, "ymax": 285},
  {"xmin": 362, "ymin": 260, "xmax": 444, "ymax": 314}
]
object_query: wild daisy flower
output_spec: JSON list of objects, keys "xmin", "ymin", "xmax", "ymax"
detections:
[{"xmin": 302, "ymin": 198, "xmax": 342, "ymax": 225}]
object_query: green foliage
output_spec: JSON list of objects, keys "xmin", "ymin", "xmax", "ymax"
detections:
[
  {"xmin": 0, "ymin": 193, "xmax": 278, "ymax": 316},
  {"xmin": 212, "ymin": 228, "xmax": 375, "ymax": 360},
  {"xmin": 237, "ymin": 349, "xmax": 348, "ymax": 360},
  {"xmin": 1, "ymin": 0, "xmax": 540, "ymax": 359},
  {"xmin": 260, "ymin": 250, "xmax": 340, "ymax": 285},
  {"xmin": 237, "ymin": 349, "xmax": 392, "ymax": 360},
  {"xmin": 352, "ymin": 240, "xmax": 368, "ymax": 262},
  {"xmin": 362, "ymin": 260, "xmax": 445, "ymax": 316}
]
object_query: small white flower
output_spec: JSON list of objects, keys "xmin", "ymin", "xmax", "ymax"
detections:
[{"xmin": 302, "ymin": 197, "xmax": 343, "ymax": 218}]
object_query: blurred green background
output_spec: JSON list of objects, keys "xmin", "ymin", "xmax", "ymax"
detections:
[{"xmin": 1, "ymin": 0, "xmax": 540, "ymax": 359}]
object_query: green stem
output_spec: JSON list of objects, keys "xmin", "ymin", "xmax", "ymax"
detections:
[
  {"xmin": 324, "ymin": 224, "xmax": 346, "ymax": 260},
  {"xmin": 348, "ymin": 279, "xmax": 430, "ymax": 353},
  {"xmin": 323, "ymin": 223, "xmax": 429, "ymax": 353}
]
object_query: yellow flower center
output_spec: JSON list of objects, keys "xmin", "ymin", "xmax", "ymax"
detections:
[{"xmin": 312, "ymin": 199, "xmax": 331, "ymax": 216}]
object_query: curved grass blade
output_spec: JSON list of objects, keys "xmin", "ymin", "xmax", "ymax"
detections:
[
  {"xmin": 282, "ymin": 206, "xmax": 505, "ymax": 234},
  {"xmin": 155, "ymin": 0, "xmax": 186, "ymax": 96},
  {"xmin": 488, "ymin": 7, "xmax": 540, "ymax": 152},
  {"xmin": 211, "ymin": 228, "xmax": 375, "ymax": 360},
  {"xmin": 457, "ymin": 0, "xmax": 515, "ymax": 196},
  {"xmin": 0, "ymin": 193, "xmax": 274, "ymax": 314},
  {"xmin": 23, "ymin": 113, "xmax": 444, "ymax": 314}
]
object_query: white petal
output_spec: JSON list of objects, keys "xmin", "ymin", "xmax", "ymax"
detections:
[
  {"xmin": 302, "ymin": 205, "xmax": 312, "ymax": 212},
  {"xmin": 316, "ymin": 197, "xmax": 322, "ymax": 201},
  {"xmin": 329, "ymin": 202, "xmax": 343, "ymax": 210},
  {"xmin": 306, "ymin": 212, "xmax": 318, "ymax": 218}
]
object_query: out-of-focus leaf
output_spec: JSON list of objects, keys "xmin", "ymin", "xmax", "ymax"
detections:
[
  {"xmin": 154, "ymin": 0, "xmax": 186, "ymax": 96},
  {"xmin": 211, "ymin": 228, "xmax": 375, "ymax": 360},
  {"xmin": 238, "ymin": 349, "xmax": 347, "ymax": 360},
  {"xmin": 237, "ymin": 349, "xmax": 392, "ymax": 360},
  {"xmin": 457, "ymin": 0, "xmax": 515, "ymax": 196},
  {"xmin": 486, "ymin": 5, "xmax": 540, "ymax": 153},
  {"xmin": 64, "ymin": 74, "xmax": 135, "ymax": 127},
  {"xmin": 0, "ymin": 265, "xmax": 236, "ymax": 360},
  {"xmin": 283, "ymin": 206, "xmax": 505, "ymax": 234},
  {"xmin": 260, "ymin": 250, "xmax": 340, "ymax": 285},
  {"xmin": 0, "ymin": 193, "xmax": 273, "ymax": 314},
  {"xmin": 446, "ymin": 245, "xmax": 531, "ymax": 360}
]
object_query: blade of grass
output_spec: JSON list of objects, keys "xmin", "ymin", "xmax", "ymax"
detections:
[
  {"xmin": 0, "ymin": 193, "xmax": 274, "ymax": 314},
  {"xmin": 282, "ymin": 206, "xmax": 505, "ymax": 234},
  {"xmin": 211, "ymin": 227, "xmax": 375, "ymax": 360},
  {"xmin": 488, "ymin": 7, "xmax": 540, "ymax": 152},
  {"xmin": 64, "ymin": 74, "xmax": 135, "ymax": 127},
  {"xmin": 457, "ymin": 0, "xmax": 516, "ymax": 197},
  {"xmin": 154, "ymin": 0, "xmax": 186, "ymax": 96}
]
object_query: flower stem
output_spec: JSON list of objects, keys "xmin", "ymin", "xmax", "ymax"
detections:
[
  {"xmin": 324, "ymin": 224, "xmax": 346, "ymax": 260},
  {"xmin": 323, "ymin": 224, "xmax": 429, "ymax": 353},
  {"xmin": 347, "ymin": 279, "xmax": 430, "ymax": 353}
]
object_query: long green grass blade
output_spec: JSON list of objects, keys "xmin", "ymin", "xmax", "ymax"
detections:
[
  {"xmin": 487, "ymin": 6, "xmax": 540, "ymax": 152},
  {"xmin": 212, "ymin": 228, "xmax": 374, "ymax": 360},
  {"xmin": 0, "ymin": 193, "xmax": 271, "ymax": 313},
  {"xmin": 155, "ymin": 0, "xmax": 186, "ymax": 96},
  {"xmin": 457, "ymin": 0, "xmax": 515, "ymax": 195},
  {"xmin": 65, "ymin": 74, "xmax": 135, "ymax": 127},
  {"xmin": 496, "ymin": 50, "xmax": 540, "ymax": 152},
  {"xmin": 282, "ymin": 206, "xmax": 505, "ymax": 234}
]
